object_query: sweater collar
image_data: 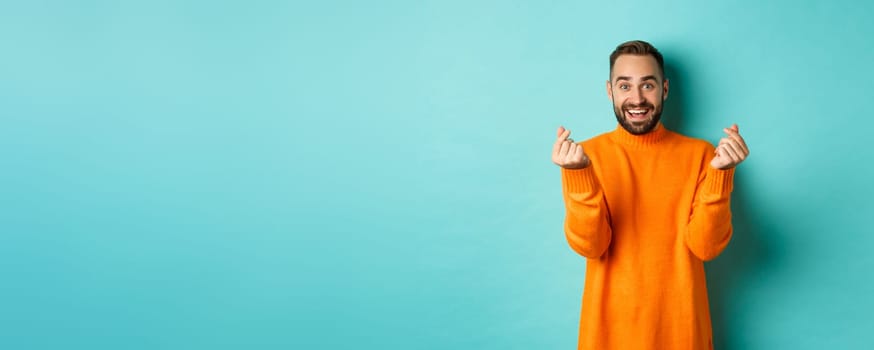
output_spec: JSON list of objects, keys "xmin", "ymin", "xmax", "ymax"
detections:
[{"xmin": 610, "ymin": 122, "xmax": 669, "ymax": 147}]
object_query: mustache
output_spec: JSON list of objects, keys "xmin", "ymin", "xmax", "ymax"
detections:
[{"xmin": 622, "ymin": 102, "xmax": 654, "ymax": 109}]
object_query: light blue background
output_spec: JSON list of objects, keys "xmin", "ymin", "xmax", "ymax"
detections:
[{"xmin": 2, "ymin": 1, "xmax": 872, "ymax": 349}]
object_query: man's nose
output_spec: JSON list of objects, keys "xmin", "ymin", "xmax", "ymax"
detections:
[{"xmin": 631, "ymin": 88, "xmax": 646, "ymax": 104}]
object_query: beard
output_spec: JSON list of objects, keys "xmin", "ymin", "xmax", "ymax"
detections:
[{"xmin": 613, "ymin": 100, "xmax": 663, "ymax": 135}]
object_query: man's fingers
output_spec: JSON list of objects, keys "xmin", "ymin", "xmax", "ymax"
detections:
[
  {"xmin": 553, "ymin": 128, "xmax": 571, "ymax": 156},
  {"xmin": 577, "ymin": 145, "xmax": 590, "ymax": 166},
  {"xmin": 726, "ymin": 133, "xmax": 749, "ymax": 155},
  {"xmin": 716, "ymin": 144, "xmax": 739, "ymax": 165},
  {"xmin": 553, "ymin": 137, "xmax": 563, "ymax": 156},
  {"xmin": 718, "ymin": 140, "xmax": 741, "ymax": 163},
  {"xmin": 567, "ymin": 143, "xmax": 581, "ymax": 164},
  {"xmin": 572, "ymin": 144, "xmax": 584, "ymax": 162},
  {"xmin": 557, "ymin": 128, "xmax": 571, "ymax": 142},
  {"xmin": 553, "ymin": 127, "xmax": 590, "ymax": 169},
  {"xmin": 558, "ymin": 139, "xmax": 571, "ymax": 158},
  {"xmin": 723, "ymin": 126, "xmax": 749, "ymax": 155},
  {"xmin": 723, "ymin": 138, "xmax": 746, "ymax": 160}
]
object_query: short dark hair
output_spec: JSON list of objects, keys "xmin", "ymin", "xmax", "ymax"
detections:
[{"xmin": 609, "ymin": 40, "xmax": 665, "ymax": 80}]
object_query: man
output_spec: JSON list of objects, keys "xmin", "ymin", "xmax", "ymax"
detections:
[{"xmin": 551, "ymin": 40, "xmax": 749, "ymax": 349}]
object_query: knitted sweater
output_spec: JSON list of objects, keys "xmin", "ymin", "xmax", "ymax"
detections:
[{"xmin": 561, "ymin": 123, "xmax": 734, "ymax": 350}]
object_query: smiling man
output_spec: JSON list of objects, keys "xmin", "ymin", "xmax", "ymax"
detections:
[{"xmin": 551, "ymin": 40, "xmax": 749, "ymax": 349}]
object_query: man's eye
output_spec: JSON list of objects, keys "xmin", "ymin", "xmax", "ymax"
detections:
[
  {"xmin": 620, "ymin": 85, "xmax": 629, "ymax": 90},
  {"xmin": 643, "ymin": 84, "xmax": 654, "ymax": 89}
]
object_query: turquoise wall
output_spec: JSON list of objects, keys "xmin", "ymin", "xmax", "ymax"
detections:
[{"xmin": 2, "ymin": 1, "xmax": 872, "ymax": 349}]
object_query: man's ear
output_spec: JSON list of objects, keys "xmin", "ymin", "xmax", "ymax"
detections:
[
  {"xmin": 662, "ymin": 78, "xmax": 670, "ymax": 101},
  {"xmin": 606, "ymin": 80, "xmax": 613, "ymax": 100}
]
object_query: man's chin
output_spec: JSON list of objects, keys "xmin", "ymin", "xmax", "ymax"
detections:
[
  {"xmin": 621, "ymin": 118, "xmax": 658, "ymax": 135},
  {"xmin": 614, "ymin": 108, "xmax": 661, "ymax": 135},
  {"xmin": 628, "ymin": 118, "xmax": 651, "ymax": 127}
]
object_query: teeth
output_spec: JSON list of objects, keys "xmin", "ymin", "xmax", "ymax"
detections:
[{"xmin": 628, "ymin": 110, "xmax": 646, "ymax": 114}]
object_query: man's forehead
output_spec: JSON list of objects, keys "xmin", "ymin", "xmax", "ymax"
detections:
[{"xmin": 611, "ymin": 54, "xmax": 661, "ymax": 80}]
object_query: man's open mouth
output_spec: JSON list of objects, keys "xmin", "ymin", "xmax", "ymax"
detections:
[{"xmin": 625, "ymin": 108, "xmax": 651, "ymax": 122}]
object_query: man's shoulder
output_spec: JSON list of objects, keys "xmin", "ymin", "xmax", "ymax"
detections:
[
  {"xmin": 580, "ymin": 130, "xmax": 615, "ymax": 147},
  {"xmin": 667, "ymin": 131, "xmax": 715, "ymax": 151}
]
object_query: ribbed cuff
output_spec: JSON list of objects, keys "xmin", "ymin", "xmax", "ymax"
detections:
[
  {"xmin": 561, "ymin": 166, "xmax": 599, "ymax": 193},
  {"xmin": 704, "ymin": 167, "xmax": 735, "ymax": 195}
]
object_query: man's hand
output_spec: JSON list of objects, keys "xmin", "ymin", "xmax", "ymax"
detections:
[
  {"xmin": 552, "ymin": 126, "xmax": 590, "ymax": 169},
  {"xmin": 710, "ymin": 124, "xmax": 750, "ymax": 170}
]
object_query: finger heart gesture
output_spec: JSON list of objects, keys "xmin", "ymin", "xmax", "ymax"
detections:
[
  {"xmin": 710, "ymin": 123, "xmax": 750, "ymax": 170},
  {"xmin": 552, "ymin": 126, "xmax": 590, "ymax": 169}
]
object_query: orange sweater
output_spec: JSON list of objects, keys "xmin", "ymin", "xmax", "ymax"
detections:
[{"xmin": 561, "ymin": 123, "xmax": 734, "ymax": 350}]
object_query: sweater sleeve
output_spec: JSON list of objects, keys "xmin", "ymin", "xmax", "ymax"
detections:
[
  {"xmin": 684, "ymin": 166, "xmax": 735, "ymax": 261},
  {"xmin": 561, "ymin": 166, "xmax": 612, "ymax": 259}
]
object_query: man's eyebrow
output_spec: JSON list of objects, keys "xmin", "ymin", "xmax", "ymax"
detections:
[
  {"xmin": 613, "ymin": 75, "xmax": 659, "ymax": 83},
  {"xmin": 641, "ymin": 75, "xmax": 658, "ymax": 82}
]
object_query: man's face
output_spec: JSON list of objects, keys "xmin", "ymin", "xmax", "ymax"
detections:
[{"xmin": 607, "ymin": 54, "xmax": 669, "ymax": 135}]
